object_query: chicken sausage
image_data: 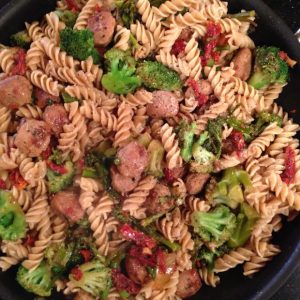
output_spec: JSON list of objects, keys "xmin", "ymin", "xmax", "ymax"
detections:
[
  {"xmin": 231, "ymin": 48, "xmax": 253, "ymax": 81},
  {"xmin": 117, "ymin": 141, "xmax": 149, "ymax": 178},
  {"xmin": 185, "ymin": 80, "xmax": 213, "ymax": 99},
  {"xmin": 176, "ymin": 269, "xmax": 202, "ymax": 298},
  {"xmin": 43, "ymin": 104, "xmax": 69, "ymax": 136},
  {"xmin": 111, "ymin": 166, "xmax": 140, "ymax": 194},
  {"xmin": 0, "ymin": 75, "xmax": 32, "ymax": 109},
  {"xmin": 146, "ymin": 91, "xmax": 179, "ymax": 118},
  {"xmin": 185, "ymin": 173, "xmax": 210, "ymax": 195},
  {"xmin": 87, "ymin": 10, "xmax": 116, "ymax": 47},
  {"xmin": 34, "ymin": 87, "xmax": 60, "ymax": 109},
  {"xmin": 144, "ymin": 183, "xmax": 174, "ymax": 215},
  {"xmin": 125, "ymin": 256, "xmax": 149, "ymax": 285},
  {"xmin": 51, "ymin": 190, "xmax": 84, "ymax": 223},
  {"xmin": 14, "ymin": 119, "xmax": 51, "ymax": 157}
]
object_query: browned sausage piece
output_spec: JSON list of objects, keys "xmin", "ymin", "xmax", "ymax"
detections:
[
  {"xmin": 185, "ymin": 79, "xmax": 213, "ymax": 99},
  {"xmin": 176, "ymin": 269, "xmax": 202, "ymax": 298},
  {"xmin": 111, "ymin": 166, "xmax": 140, "ymax": 194},
  {"xmin": 125, "ymin": 256, "xmax": 149, "ymax": 285},
  {"xmin": 14, "ymin": 119, "xmax": 51, "ymax": 157},
  {"xmin": 146, "ymin": 91, "xmax": 179, "ymax": 119},
  {"xmin": 43, "ymin": 104, "xmax": 69, "ymax": 136},
  {"xmin": 87, "ymin": 10, "xmax": 116, "ymax": 47},
  {"xmin": 73, "ymin": 290, "xmax": 94, "ymax": 300},
  {"xmin": 144, "ymin": 183, "xmax": 174, "ymax": 215},
  {"xmin": 0, "ymin": 75, "xmax": 32, "ymax": 109},
  {"xmin": 185, "ymin": 173, "xmax": 210, "ymax": 195},
  {"xmin": 117, "ymin": 141, "xmax": 149, "ymax": 178},
  {"xmin": 51, "ymin": 190, "xmax": 84, "ymax": 223},
  {"xmin": 231, "ymin": 48, "xmax": 253, "ymax": 81},
  {"xmin": 34, "ymin": 87, "xmax": 60, "ymax": 109}
]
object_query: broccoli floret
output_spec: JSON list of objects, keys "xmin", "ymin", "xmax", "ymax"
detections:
[
  {"xmin": 191, "ymin": 205, "xmax": 237, "ymax": 247},
  {"xmin": 10, "ymin": 30, "xmax": 31, "ymax": 49},
  {"xmin": 213, "ymin": 167, "xmax": 252, "ymax": 209},
  {"xmin": 136, "ymin": 61, "xmax": 182, "ymax": 91},
  {"xmin": 49, "ymin": 149, "xmax": 64, "ymax": 165},
  {"xmin": 228, "ymin": 203, "xmax": 259, "ymax": 248},
  {"xmin": 257, "ymin": 111, "xmax": 283, "ymax": 127},
  {"xmin": 16, "ymin": 261, "xmax": 53, "ymax": 297},
  {"xmin": 47, "ymin": 161, "xmax": 75, "ymax": 193},
  {"xmin": 190, "ymin": 132, "xmax": 216, "ymax": 173},
  {"xmin": 0, "ymin": 190, "xmax": 26, "ymax": 241},
  {"xmin": 178, "ymin": 121, "xmax": 196, "ymax": 162},
  {"xmin": 55, "ymin": 10, "xmax": 78, "ymax": 28},
  {"xmin": 101, "ymin": 48, "xmax": 141, "ymax": 94},
  {"xmin": 60, "ymin": 27, "xmax": 100, "ymax": 63},
  {"xmin": 116, "ymin": 0, "xmax": 138, "ymax": 28},
  {"xmin": 69, "ymin": 259, "xmax": 111, "ymax": 297},
  {"xmin": 248, "ymin": 46, "xmax": 289, "ymax": 90},
  {"xmin": 147, "ymin": 140, "xmax": 165, "ymax": 177}
]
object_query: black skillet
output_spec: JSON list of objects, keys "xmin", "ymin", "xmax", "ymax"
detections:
[{"xmin": 0, "ymin": 0, "xmax": 299, "ymax": 299}]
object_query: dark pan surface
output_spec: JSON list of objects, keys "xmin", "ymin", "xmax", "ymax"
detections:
[{"xmin": 0, "ymin": 0, "xmax": 300, "ymax": 299}]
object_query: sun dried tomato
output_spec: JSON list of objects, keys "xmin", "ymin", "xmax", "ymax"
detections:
[
  {"xmin": 65, "ymin": 0, "xmax": 80, "ymax": 12},
  {"xmin": 281, "ymin": 146, "xmax": 296, "ymax": 185},
  {"xmin": 120, "ymin": 224, "xmax": 156, "ymax": 249},
  {"xmin": 156, "ymin": 249, "xmax": 167, "ymax": 273},
  {"xmin": 41, "ymin": 145, "xmax": 52, "ymax": 160},
  {"xmin": 171, "ymin": 39, "xmax": 186, "ymax": 57},
  {"xmin": 206, "ymin": 22, "xmax": 222, "ymax": 38},
  {"xmin": 223, "ymin": 130, "xmax": 245, "ymax": 155},
  {"xmin": 187, "ymin": 78, "xmax": 209, "ymax": 106},
  {"xmin": 70, "ymin": 267, "xmax": 83, "ymax": 281},
  {"xmin": 11, "ymin": 49, "xmax": 27, "ymax": 76},
  {"xmin": 80, "ymin": 249, "xmax": 92, "ymax": 263},
  {"xmin": 47, "ymin": 161, "xmax": 67, "ymax": 174},
  {"xmin": 23, "ymin": 230, "xmax": 38, "ymax": 247},
  {"xmin": 279, "ymin": 51, "xmax": 288, "ymax": 61},
  {"xmin": 9, "ymin": 170, "xmax": 27, "ymax": 190},
  {"xmin": 111, "ymin": 269, "xmax": 140, "ymax": 295},
  {"xmin": 0, "ymin": 180, "xmax": 6, "ymax": 190}
]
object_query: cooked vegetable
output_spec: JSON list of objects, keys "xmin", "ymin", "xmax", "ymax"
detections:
[
  {"xmin": 68, "ymin": 259, "xmax": 111, "ymax": 297},
  {"xmin": 101, "ymin": 48, "xmax": 141, "ymax": 94},
  {"xmin": 147, "ymin": 140, "xmax": 165, "ymax": 177},
  {"xmin": 47, "ymin": 161, "xmax": 75, "ymax": 193},
  {"xmin": 136, "ymin": 61, "xmax": 182, "ymax": 91},
  {"xmin": 213, "ymin": 167, "xmax": 252, "ymax": 209},
  {"xmin": 17, "ymin": 261, "xmax": 53, "ymax": 297},
  {"xmin": 60, "ymin": 28, "xmax": 100, "ymax": 63},
  {"xmin": 10, "ymin": 30, "xmax": 31, "ymax": 48},
  {"xmin": 55, "ymin": 10, "xmax": 78, "ymax": 28},
  {"xmin": 116, "ymin": 0, "xmax": 138, "ymax": 28},
  {"xmin": 178, "ymin": 121, "xmax": 196, "ymax": 162},
  {"xmin": 0, "ymin": 190, "xmax": 26, "ymax": 241},
  {"xmin": 248, "ymin": 46, "xmax": 289, "ymax": 89},
  {"xmin": 228, "ymin": 203, "xmax": 259, "ymax": 248},
  {"xmin": 198, "ymin": 244, "xmax": 229, "ymax": 270},
  {"xmin": 191, "ymin": 205, "xmax": 237, "ymax": 247}
]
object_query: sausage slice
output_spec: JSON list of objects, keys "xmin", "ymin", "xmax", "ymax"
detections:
[
  {"xmin": 14, "ymin": 119, "xmax": 51, "ymax": 157},
  {"xmin": 87, "ymin": 10, "xmax": 116, "ymax": 47},
  {"xmin": 146, "ymin": 91, "xmax": 179, "ymax": 118},
  {"xmin": 0, "ymin": 75, "xmax": 32, "ymax": 109},
  {"xmin": 117, "ymin": 141, "xmax": 149, "ymax": 178},
  {"xmin": 34, "ymin": 87, "xmax": 60, "ymax": 109},
  {"xmin": 176, "ymin": 269, "xmax": 202, "ymax": 298},
  {"xmin": 51, "ymin": 190, "xmax": 84, "ymax": 223},
  {"xmin": 125, "ymin": 256, "xmax": 149, "ymax": 285},
  {"xmin": 231, "ymin": 48, "xmax": 253, "ymax": 81},
  {"xmin": 185, "ymin": 173, "xmax": 210, "ymax": 195},
  {"xmin": 43, "ymin": 104, "xmax": 69, "ymax": 136},
  {"xmin": 111, "ymin": 166, "xmax": 140, "ymax": 194}
]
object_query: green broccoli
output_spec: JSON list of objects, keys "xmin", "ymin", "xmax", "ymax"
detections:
[
  {"xmin": 10, "ymin": 30, "xmax": 31, "ymax": 49},
  {"xmin": 0, "ymin": 190, "xmax": 26, "ymax": 241},
  {"xmin": 147, "ymin": 140, "xmax": 165, "ymax": 177},
  {"xmin": 60, "ymin": 27, "xmax": 100, "ymax": 63},
  {"xmin": 136, "ymin": 61, "xmax": 182, "ymax": 91},
  {"xmin": 116, "ymin": 0, "xmax": 138, "ymax": 28},
  {"xmin": 191, "ymin": 205, "xmax": 237, "ymax": 247},
  {"xmin": 69, "ymin": 259, "xmax": 111, "ymax": 297},
  {"xmin": 213, "ymin": 167, "xmax": 252, "ymax": 209},
  {"xmin": 49, "ymin": 148, "xmax": 64, "ymax": 165},
  {"xmin": 248, "ymin": 46, "xmax": 289, "ymax": 90},
  {"xmin": 228, "ymin": 203, "xmax": 259, "ymax": 248},
  {"xmin": 55, "ymin": 10, "xmax": 78, "ymax": 28},
  {"xmin": 101, "ymin": 48, "xmax": 141, "ymax": 94},
  {"xmin": 16, "ymin": 261, "xmax": 53, "ymax": 297},
  {"xmin": 47, "ymin": 161, "xmax": 75, "ymax": 193},
  {"xmin": 178, "ymin": 121, "xmax": 196, "ymax": 162},
  {"xmin": 190, "ymin": 132, "xmax": 216, "ymax": 173}
]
